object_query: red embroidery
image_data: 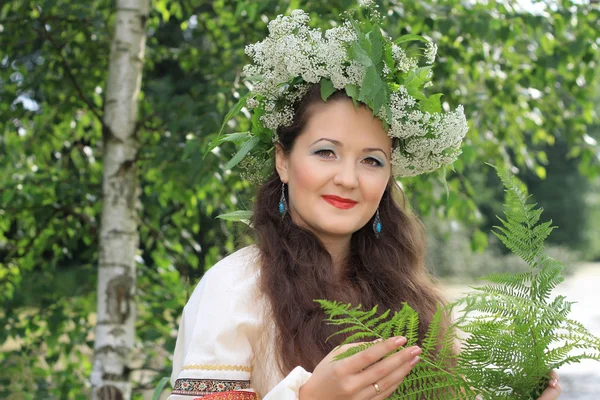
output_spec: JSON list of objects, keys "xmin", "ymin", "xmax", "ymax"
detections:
[{"xmin": 196, "ymin": 391, "xmax": 258, "ymax": 400}]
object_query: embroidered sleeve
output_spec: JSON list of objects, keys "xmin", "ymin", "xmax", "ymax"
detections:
[
  {"xmin": 167, "ymin": 247, "xmax": 313, "ymax": 400},
  {"xmin": 168, "ymin": 248, "xmax": 262, "ymax": 399},
  {"xmin": 201, "ymin": 392, "xmax": 259, "ymax": 400},
  {"xmin": 172, "ymin": 376, "xmax": 252, "ymax": 397}
]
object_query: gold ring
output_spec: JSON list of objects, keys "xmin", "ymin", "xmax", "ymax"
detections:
[{"xmin": 373, "ymin": 382, "xmax": 381, "ymax": 395}]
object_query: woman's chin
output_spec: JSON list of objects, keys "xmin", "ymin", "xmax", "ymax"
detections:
[{"xmin": 314, "ymin": 222, "xmax": 363, "ymax": 238}]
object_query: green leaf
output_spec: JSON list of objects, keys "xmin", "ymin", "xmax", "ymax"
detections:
[
  {"xmin": 207, "ymin": 131, "xmax": 251, "ymax": 152},
  {"xmin": 371, "ymin": 84, "xmax": 387, "ymax": 116},
  {"xmin": 206, "ymin": 92, "xmax": 255, "ymax": 158},
  {"xmin": 345, "ymin": 84, "xmax": 360, "ymax": 107},
  {"xmin": 224, "ymin": 136, "xmax": 260, "ymax": 171},
  {"xmin": 216, "ymin": 210, "xmax": 253, "ymax": 225},
  {"xmin": 394, "ymin": 34, "xmax": 431, "ymax": 45},
  {"xmin": 152, "ymin": 377, "xmax": 170, "ymax": 400},
  {"xmin": 405, "ymin": 86, "xmax": 427, "ymax": 101},
  {"xmin": 358, "ymin": 66, "xmax": 379, "ymax": 102},
  {"xmin": 350, "ymin": 40, "xmax": 373, "ymax": 68},
  {"xmin": 367, "ymin": 26, "xmax": 384, "ymax": 68},
  {"xmin": 404, "ymin": 66, "xmax": 432, "ymax": 90},
  {"xmin": 320, "ymin": 78, "xmax": 336, "ymax": 101},
  {"xmin": 420, "ymin": 93, "xmax": 443, "ymax": 114},
  {"xmin": 471, "ymin": 229, "xmax": 488, "ymax": 252}
]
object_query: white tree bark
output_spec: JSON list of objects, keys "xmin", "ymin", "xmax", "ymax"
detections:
[{"xmin": 91, "ymin": 1, "xmax": 149, "ymax": 399}]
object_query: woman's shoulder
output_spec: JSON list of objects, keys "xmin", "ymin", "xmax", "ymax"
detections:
[
  {"xmin": 189, "ymin": 245, "xmax": 262, "ymax": 308},
  {"xmin": 202, "ymin": 244, "xmax": 261, "ymax": 284},
  {"xmin": 172, "ymin": 245, "xmax": 266, "ymax": 388}
]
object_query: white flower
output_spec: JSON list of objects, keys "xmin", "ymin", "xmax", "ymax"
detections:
[
  {"xmin": 425, "ymin": 41, "xmax": 437, "ymax": 64},
  {"xmin": 260, "ymin": 105, "xmax": 295, "ymax": 130},
  {"xmin": 383, "ymin": 64, "xmax": 391, "ymax": 76},
  {"xmin": 242, "ymin": 11, "xmax": 362, "ymax": 112},
  {"xmin": 392, "ymin": 45, "xmax": 418, "ymax": 72},
  {"xmin": 390, "ymin": 105, "xmax": 468, "ymax": 176},
  {"xmin": 238, "ymin": 10, "xmax": 465, "ymax": 178},
  {"xmin": 290, "ymin": 9, "xmax": 309, "ymax": 24},
  {"xmin": 324, "ymin": 21, "xmax": 357, "ymax": 43}
]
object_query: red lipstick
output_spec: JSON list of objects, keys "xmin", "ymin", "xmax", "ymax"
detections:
[{"xmin": 322, "ymin": 195, "xmax": 358, "ymax": 210}]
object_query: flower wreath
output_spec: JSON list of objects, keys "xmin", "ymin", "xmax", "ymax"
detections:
[{"xmin": 209, "ymin": 3, "xmax": 468, "ymax": 182}]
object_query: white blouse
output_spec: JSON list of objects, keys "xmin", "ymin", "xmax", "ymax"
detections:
[{"xmin": 168, "ymin": 245, "xmax": 313, "ymax": 399}]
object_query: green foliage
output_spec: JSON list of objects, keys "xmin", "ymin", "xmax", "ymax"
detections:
[
  {"xmin": 152, "ymin": 377, "xmax": 170, "ymax": 400},
  {"xmin": 1, "ymin": 0, "xmax": 599, "ymax": 397},
  {"xmin": 453, "ymin": 165, "xmax": 600, "ymax": 398},
  {"xmin": 523, "ymin": 139, "xmax": 596, "ymax": 257},
  {"xmin": 320, "ymin": 165, "xmax": 600, "ymax": 399},
  {"xmin": 216, "ymin": 210, "xmax": 253, "ymax": 225},
  {"xmin": 316, "ymin": 300, "xmax": 477, "ymax": 399}
]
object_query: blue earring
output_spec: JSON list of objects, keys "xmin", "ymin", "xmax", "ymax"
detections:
[
  {"xmin": 373, "ymin": 208, "xmax": 382, "ymax": 238},
  {"xmin": 279, "ymin": 182, "xmax": 288, "ymax": 218}
]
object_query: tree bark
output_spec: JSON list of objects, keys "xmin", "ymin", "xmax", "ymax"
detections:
[{"xmin": 90, "ymin": 1, "xmax": 149, "ymax": 399}]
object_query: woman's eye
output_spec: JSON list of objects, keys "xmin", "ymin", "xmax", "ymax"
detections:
[
  {"xmin": 363, "ymin": 157, "xmax": 383, "ymax": 167},
  {"xmin": 315, "ymin": 149, "xmax": 336, "ymax": 158}
]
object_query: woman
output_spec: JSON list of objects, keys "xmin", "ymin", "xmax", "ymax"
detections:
[
  {"xmin": 167, "ymin": 86, "xmax": 561, "ymax": 399},
  {"xmin": 168, "ymin": 7, "xmax": 561, "ymax": 400}
]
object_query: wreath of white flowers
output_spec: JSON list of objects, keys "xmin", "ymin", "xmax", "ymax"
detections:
[{"xmin": 209, "ymin": 4, "xmax": 468, "ymax": 182}]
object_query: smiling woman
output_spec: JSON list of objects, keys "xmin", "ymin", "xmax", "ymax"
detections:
[
  {"xmin": 248, "ymin": 83, "xmax": 444, "ymax": 389},
  {"xmin": 275, "ymin": 92, "xmax": 391, "ymax": 248},
  {"xmin": 167, "ymin": 5, "xmax": 562, "ymax": 400},
  {"xmin": 168, "ymin": 83, "xmax": 446, "ymax": 400}
]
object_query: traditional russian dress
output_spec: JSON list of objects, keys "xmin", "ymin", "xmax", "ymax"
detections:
[{"xmin": 168, "ymin": 246, "xmax": 312, "ymax": 399}]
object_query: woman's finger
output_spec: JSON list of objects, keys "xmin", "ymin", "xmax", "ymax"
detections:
[
  {"xmin": 344, "ymin": 336, "xmax": 407, "ymax": 373},
  {"xmin": 359, "ymin": 345, "xmax": 421, "ymax": 387},
  {"xmin": 536, "ymin": 371, "xmax": 561, "ymax": 400},
  {"xmin": 376, "ymin": 347, "xmax": 421, "ymax": 392},
  {"xmin": 356, "ymin": 346, "xmax": 421, "ymax": 399},
  {"xmin": 536, "ymin": 382, "xmax": 562, "ymax": 400}
]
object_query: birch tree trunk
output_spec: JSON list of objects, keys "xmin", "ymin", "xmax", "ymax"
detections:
[{"xmin": 90, "ymin": 1, "xmax": 149, "ymax": 398}]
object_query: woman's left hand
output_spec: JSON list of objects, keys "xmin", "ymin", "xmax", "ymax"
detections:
[{"xmin": 537, "ymin": 370, "xmax": 561, "ymax": 399}]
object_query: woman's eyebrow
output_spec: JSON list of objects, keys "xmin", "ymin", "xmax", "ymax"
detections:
[
  {"xmin": 310, "ymin": 138, "xmax": 389, "ymax": 159},
  {"xmin": 310, "ymin": 137, "xmax": 341, "ymax": 146},
  {"xmin": 364, "ymin": 147, "xmax": 389, "ymax": 159}
]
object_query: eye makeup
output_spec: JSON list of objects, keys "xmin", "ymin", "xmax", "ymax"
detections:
[
  {"xmin": 313, "ymin": 148, "xmax": 336, "ymax": 158},
  {"xmin": 365, "ymin": 156, "xmax": 385, "ymax": 167},
  {"xmin": 312, "ymin": 147, "xmax": 385, "ymax": 167}
]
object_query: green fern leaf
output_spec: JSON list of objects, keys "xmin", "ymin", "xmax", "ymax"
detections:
[{"xmin": 318, "ymin": 164, "xmax": 600, "ymax": 399}]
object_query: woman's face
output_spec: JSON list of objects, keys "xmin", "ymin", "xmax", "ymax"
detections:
[{"xmin": 276, "ymin": 98, "xmax": 392, "ymax": 240}]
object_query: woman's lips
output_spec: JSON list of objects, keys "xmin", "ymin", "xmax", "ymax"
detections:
[{"xmin": 322, "ymin": 195, "xmax": 358, "ymax": 210}]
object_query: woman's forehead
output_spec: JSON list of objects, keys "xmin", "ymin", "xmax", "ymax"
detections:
[{"xmin": 300, "ymin": 100, "xmax": 392, "ymax": 148}]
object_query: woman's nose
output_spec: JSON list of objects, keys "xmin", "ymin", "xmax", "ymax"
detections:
[{"xmin": 332, "ymin": 162, "xmax": 359, "ymax": 189}]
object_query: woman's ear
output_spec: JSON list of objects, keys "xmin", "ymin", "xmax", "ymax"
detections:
[{"xmin": 275, "ymin": 143, "xmax": 289, "ymax": 183}]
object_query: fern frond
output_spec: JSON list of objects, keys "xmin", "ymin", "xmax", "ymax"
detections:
[
  {"xmin": 478, "ymin": 270, "xmax": 530, "ymax": 290},
  {"xmin": 316, "ymin": 301, "xmax": 384, "ymax": 344},
  {"xmin": 471, "ymin": 284, "xmax": 528, "ymax": 299},
  {"xmin": 532, "ymin": 257, "xmax": 565, "ymax": 302},
  {"xmin": 343, "ymin": 330, "xmax": 380, "ymax": 343},
  {"xmin": 420, "ymin": 307, "xmax": 444, "ymax": 357},
  {"xmin": 332, "ymin": 342, "xmax": 376, "ymax": 361},
  {"xmin": 318, "ymin": 165, "xmax": 600, "ymax": 399}
]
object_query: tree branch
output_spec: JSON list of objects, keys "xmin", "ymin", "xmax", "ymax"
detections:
[{"xmin": 34, "ymin": 5, "xmax": 111, "ymax": 135}]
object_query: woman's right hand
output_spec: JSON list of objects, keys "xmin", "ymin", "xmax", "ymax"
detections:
[{"xmin": 298, "ymin": 336, "xmax": 421, "ymax": 400}]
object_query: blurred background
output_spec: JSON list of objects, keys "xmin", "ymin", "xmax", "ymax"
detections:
[{"xmin": 1, "ymin": 0, "xmax": 599, "ymax": 398}]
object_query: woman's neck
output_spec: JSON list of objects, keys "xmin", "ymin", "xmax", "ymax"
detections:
[{"xmin": 319, "ymin": 235, "xmax": 351, "ymax": 274}]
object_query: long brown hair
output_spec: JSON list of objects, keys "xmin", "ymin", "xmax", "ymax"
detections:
[{"xmin": 251, "ymin": 84, "xmax": 445, "ymax": 375}]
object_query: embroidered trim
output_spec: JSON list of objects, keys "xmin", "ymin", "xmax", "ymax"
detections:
[
  {"xmin": 173, "ymin": 378, "xmax": 251, "ymax": 396},
  {"xmin": 196, "ymin": 391, "xmax": 258, "ymax": 400},
  {"xmin": 181, "ymin": 364, "xmax": 252, "ymax": 373}
]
